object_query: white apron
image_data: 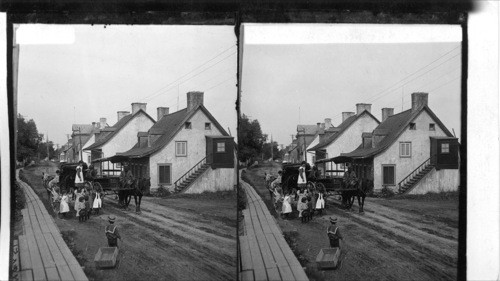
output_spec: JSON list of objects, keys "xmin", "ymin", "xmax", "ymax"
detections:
[
  {"xmin": 93, "ymin": 193, "xmax": 102, "ymax": 208},
  {"xmin": 60, "ymin": 195, "xmax": 70, "ymax": 213},
  {"xmin": 282, "ymin": 195, "xmax": 292, "ymax": 214},
  {"xmin": 316, "ymin": 193, "xmax": 325, "ymax": 209},
  {"xmin": 297, "ymin": 167, "xmax": 307, "ymax": 185},
  {"xmin": 75, "ymin": 165, "xmax": 84, "ymax": 184}
]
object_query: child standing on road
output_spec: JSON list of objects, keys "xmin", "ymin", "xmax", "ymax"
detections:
[
  {"xmin": 327, "ymin": 217, "xmax": 343, "ymax": 248},
  {"xmin": 60, "ymin": 191, "xmax": 70, "ymax": 218},
  {"xmin": 282, "ymin": 191, "xmax": 292, "ymax": 219},
  {"xmin": 76, "ymin": 196, "xmax": 85, "ymax": 222},
  {"xmin": 105, "ymin": 216, "xmax": 122, "ymax": 247}
]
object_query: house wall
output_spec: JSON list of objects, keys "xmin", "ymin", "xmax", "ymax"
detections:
[
  {"xmin": 373, "ymin": 110, "xmax": 449, "ymax": 192},
  {"xmin": 81, "ymin": 134, "xmax": 95, "ymax": 164},
  {"xmin": 149, "ymin": 110, "xmax": 225, "ymax": 191},
  {"xmin": 184, "ymin": 167, "xmax": 236, "ymax": 193},
  {"xmin": 306, "ymin": 135, "xmax": 320, "ymax": 166},
  {"xmin": 324, "ymin": 114, "xmax": 379, "ymax": 159},
  {"xmin": 408, "ymin": 168, "xmax": 459, "ymax": 195},
  {"xmin": 101, "ymin": 112, "xmax": 155, "ymax": 158}
]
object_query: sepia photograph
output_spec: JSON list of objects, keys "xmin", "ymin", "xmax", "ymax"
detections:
[
  {"xmin": 11, "ymin": 24, "xmax": 238, "ymax": 280},
  {"xmin": 238, "ymin": 23, "xmax": 462, "ymax": 281}
]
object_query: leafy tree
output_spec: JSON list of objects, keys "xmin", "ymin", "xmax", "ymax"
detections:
[
  {"xmin": 238, "ymin": 114, "xmax": 266, "ymax": 162},
  {"xmin": 38, "ymin": 141, "xmax": 56, "ymax": 160},
  {"xmin": 17, "ymin": 114, "xmax": 42, "ymax": 162},
  {"xmin": 263, "ymin": 141, "xmax": 281, "ymax": 160}
]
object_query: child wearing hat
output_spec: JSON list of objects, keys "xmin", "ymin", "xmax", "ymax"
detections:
[
  {"xmin": 105, "ymin": 216, "xmax": 122, "ymax": 247},
  {"xmin": 327, "ymin": 217, "xmax": 343, "ymax": 248}
]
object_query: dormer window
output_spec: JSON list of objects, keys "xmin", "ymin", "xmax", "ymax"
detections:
[
  {"xmin": 429, "ymin": 123, "xmax": 435, "ymax": 131},
  {"xmin": 409, "ymin": 123, "xmax": 416, "ymax": 130},
  {"xmin": 185, "ymin": 122, "xmax": 192, "ymax": 129},
  {"xmin": 205, "ymin": 122, "xmax": 211, "ymax": 130}
]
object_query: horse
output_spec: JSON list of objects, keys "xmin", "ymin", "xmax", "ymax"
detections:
[
  {"xmin": 341, "ymin": 179, "xmax": 373, "ymax": 213},
  {"xmin": 118, "ymin": 178, "xmax": 150, "ymax": 213}
]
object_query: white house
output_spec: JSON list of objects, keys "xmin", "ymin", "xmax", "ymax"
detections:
[
  {"xmin": 84, "ymin": 103, "xmax": 155, "ymax": 174},
  {"xmin": 115, "ymin": 91, "xmax": 236, "ymax": 193},
  {"xmin": 305, "ymin": 118, "xmax": 335, "ymax": 167},
  {"xmin": 308, "ymin": 104, "xmax": 380, "ymax": 174},
  {"xmin": 339, "ymin": 93, "xmax": 459, "ymax": 194}
]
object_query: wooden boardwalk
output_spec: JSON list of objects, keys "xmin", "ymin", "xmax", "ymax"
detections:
[
  {"xmin": 239, "ymin": 178, "xmax": 309, "ymax": 281},
  {"xmin": 15, "ymin": 171, "xmax": 88, "ymax": 281}
]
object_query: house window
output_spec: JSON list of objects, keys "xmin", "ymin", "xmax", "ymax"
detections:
[
  {"xmin": 176, "ymin": 141, "xmax": 187, "ymax": 156},
  {"xmin": 409, "ymin": 123, "xmax": 416, "ymax": 130},
  {"xmin": 441, "ymin": 143, "xmax": 450, "ymax": 154},
  {"xmin": 205, "ymin": 122, "xmax": 211, "ymax": 130},
  {"xmin": 158, "ymin": 164, "xmax": 171, "ymax": 185},
  {"xmin": 217, "ymin": 142, "xmax": 226, "ymax": 153},
  {"xmin": 382, "ymin": 165, "xmax": 395, "ymax": 185},
  {"xmin": 185, "ymin": 122, "xmax": 192, "ymax": 129},
  {"xmin": 399, "ymin": 142, "xmax": 411, "ymax": 158},
  {"xmin": 429, "ymin": 123, "xmax": 435, "ymax": 131}
]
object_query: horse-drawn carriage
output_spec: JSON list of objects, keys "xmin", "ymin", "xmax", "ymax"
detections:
[{"xmin": 280, "ymin": 157, "xmax": 372, "ymax": 213}]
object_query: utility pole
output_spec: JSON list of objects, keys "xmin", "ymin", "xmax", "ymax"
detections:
[
  {"xmin": 46, "ymin": 132, "xmax": 49, "ymax": 160},
  {"xmin": 271, "ymin": 134, "xmax": 274, "ymax": 160}
]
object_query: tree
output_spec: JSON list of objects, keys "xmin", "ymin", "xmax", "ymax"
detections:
[
  {"xmin": 263, "ymin": 141, "xmax": 280, "ymax": 160},
  {"xmin": 238, "ymin": 114, "xmax": 266, "ymax": 162},
  {"xmin": 17, "ymin": 114, "xmax": 42, "ymax": 162}
]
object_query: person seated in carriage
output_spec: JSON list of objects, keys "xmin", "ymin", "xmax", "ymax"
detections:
[
  {"xmin": 86, "ymin": 165, "xmax": 97, "ymax": 182},
  {"xmin": 342, "ymin": 166, "xmax": 358, "ymax": 189},
  {"xmin": 119, "ymin": 164, "xmax": 135, "ymax": 189}
]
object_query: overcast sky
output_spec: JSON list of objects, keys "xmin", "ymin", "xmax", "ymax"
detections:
[
  {"xmin": 17, "ymin": 25, "xmax": 237, "ymax": 146},
  {"xmin": 241, "ymin": 24, "xmax": 462, "ymax": 146}
]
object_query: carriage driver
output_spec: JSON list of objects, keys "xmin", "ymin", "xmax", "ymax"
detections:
[
  {"xmin": 119, "ymin": 163, "xmax": 135, "ymax": 189},
  {"xmin": 343, "ymin": 165, "xmax": 358, "ymax": 189}
]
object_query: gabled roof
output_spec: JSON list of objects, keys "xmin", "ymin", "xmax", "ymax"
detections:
[
  {"xmin": 72, "ymin": 124, "xmax": 94, "ymax": 135},
  {"xmin": 119, "ymin": 104, "xmax": 230, "ymax": 158},
  {"xmin": 84, "ymin": 109, "xmax": 155, "ymax": 150},
  {"xmin": 308, "ymin": 110, "xmax": 380, "ymax": 151},
  {"xmin": 297, "ymin": 125, "xmax": 319, "ymax": 135},
  {"xmin": 340, "ymin": 106, "xmax": 453, "ymax": 159}
]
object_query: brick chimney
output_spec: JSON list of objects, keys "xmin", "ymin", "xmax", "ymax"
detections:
[
  {"xmin": 92, "ymin": 122, "xmax": 97, "ymax": 129},
  {"xmin": 131, "ymin": 102, "xmax": 147, "ymax": 114},
  {"xmin": 324, "ymin": 118, "xmax": 333, "ymax": 129},
  {"xmin": 381, "ymin": 108, "xmax": 394, "ymax": 122},
  {"xmin": 411, "ymin": 92, "xmax": 428, "ymax": 111},
  {"xmin": 99, "ymin": 118, "xmax": 107, "ymax": 129},
  {"xmin": 342, "ymin": 112, "xmax": 356, "ymax": 122},
  {"xmin": 356, "ymin": 104, "xmax": 372, "ymax": 115},
  {"xmin": 157, "ymin": 107, "xmax": 170, "ymax": 121},
  {"xmin": 187, "ymin": 91, "xmax": 204, "ymax": 111},
  {"xmin": 117, "ymin": 111, "xmax": 130, "ymax": 122}
]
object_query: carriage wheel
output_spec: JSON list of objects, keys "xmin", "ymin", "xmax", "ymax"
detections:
[
  {"xmin": 84, "ymin": 181, "xmax": 92, "ymax": 191},
  {"xmin": 93, "ymin": 181, "xmax": 103, "ymax": 192},
  {"xmin": 306, "ymin": 182, "xmax": 315, "ymax": 190}
]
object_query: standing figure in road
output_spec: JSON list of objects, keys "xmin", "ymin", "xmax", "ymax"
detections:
[
  {"xmin": 282, "ymin": 191, "xmax": 292, "ymax": 219},
  {"xmin": 297, "ymin": 161, "xmax": 307, "ymax": 189},
  {"xmin": 105, "ymin": 216, "xmax": 122, "ymax": 247},
  {"xmin": 315, "ymin": 185, "xmax": 325, "ymax": 216},
  {"xmin": 327, "ymin": 217, "xmax": 343, "ymax": 248},
  {"xmin": 60, "ymin": 191, "xmax": 70, "ymax": 218},
  {"xmin": 75, "ymin": 160, "xmax": 85, "ymax": 189},
  {"xmin": 93, "ymin": 186, "xmax": 103, "ymax": 214}
]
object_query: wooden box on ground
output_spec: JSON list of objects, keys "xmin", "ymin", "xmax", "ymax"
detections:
[
  {"xmin": 316, "ymin": 248, "xmax": 340, "ymax": 269},
  {"xmin": 94, "ymin": 247, "xmax": 119, "ymax": 268}
]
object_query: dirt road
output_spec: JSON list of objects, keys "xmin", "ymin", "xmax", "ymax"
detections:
[
  {"xmin": 245, "ymin": 163, "xmax": 459, "ymax": 281},
  {"xmin": 20, "ymin": 163, "xmax": 237, "ymax": 281}
]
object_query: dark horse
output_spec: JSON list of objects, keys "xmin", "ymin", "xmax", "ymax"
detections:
[
  {"xmin": 341, "ymin": 179, "xmax": 373, "ymax": 213},
  {"xmin": 118, "ymin": 178, "xmax": 151, "ymax": 213}
]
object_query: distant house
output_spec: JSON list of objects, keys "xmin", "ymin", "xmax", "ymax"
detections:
[
  {"xmin": 339, "ymin": 93, "xmax": 459, "ymax": 194},
  {"xmin": 296, "ymin": 124, "xmax": 322, "ymax": 163},
  {"xmin": 84, "ymin": 103, "xmax": 155, "ymax": 174},
  {"xmin": 305, "ymin": 118, "xmax": 334, "ymax": 167},
  {"xmin": 78, "ymin": 118, "xmax": 109, "ymax": 164},
  {"xmin": 114, "ymin": 91, "xmax": 236, "ymax": 193},
  {"xmin": 308, "ymin": 104, "xmax": 380, "ymax": 173}
]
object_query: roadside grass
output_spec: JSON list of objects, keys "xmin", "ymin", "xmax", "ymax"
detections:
[
  {"xmin": 394, "ymin": 191, "xmax": 459, "ymax": 201},
  {"xmin": 283, "ymin": 231, "xmax": 309, "ymax": 266},
  {"xmin": 168, "ymin": 189, "xmax": 236, "ymax": 200},
  {"xmin": 19, "ymin": 167, "xmax": 56, "ymax": 217},
  {"xmin": 60, "ymin": 230, "xmax": 98, "ymax": 280}
]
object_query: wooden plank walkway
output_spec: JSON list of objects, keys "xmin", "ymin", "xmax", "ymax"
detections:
[
  {"xmin": 16, "ymin": 170, "xmax": 88, "ymax": 281},
  {"xmin": 239, "ymin": 175, "xmax": 309, "ymax": 281}
]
